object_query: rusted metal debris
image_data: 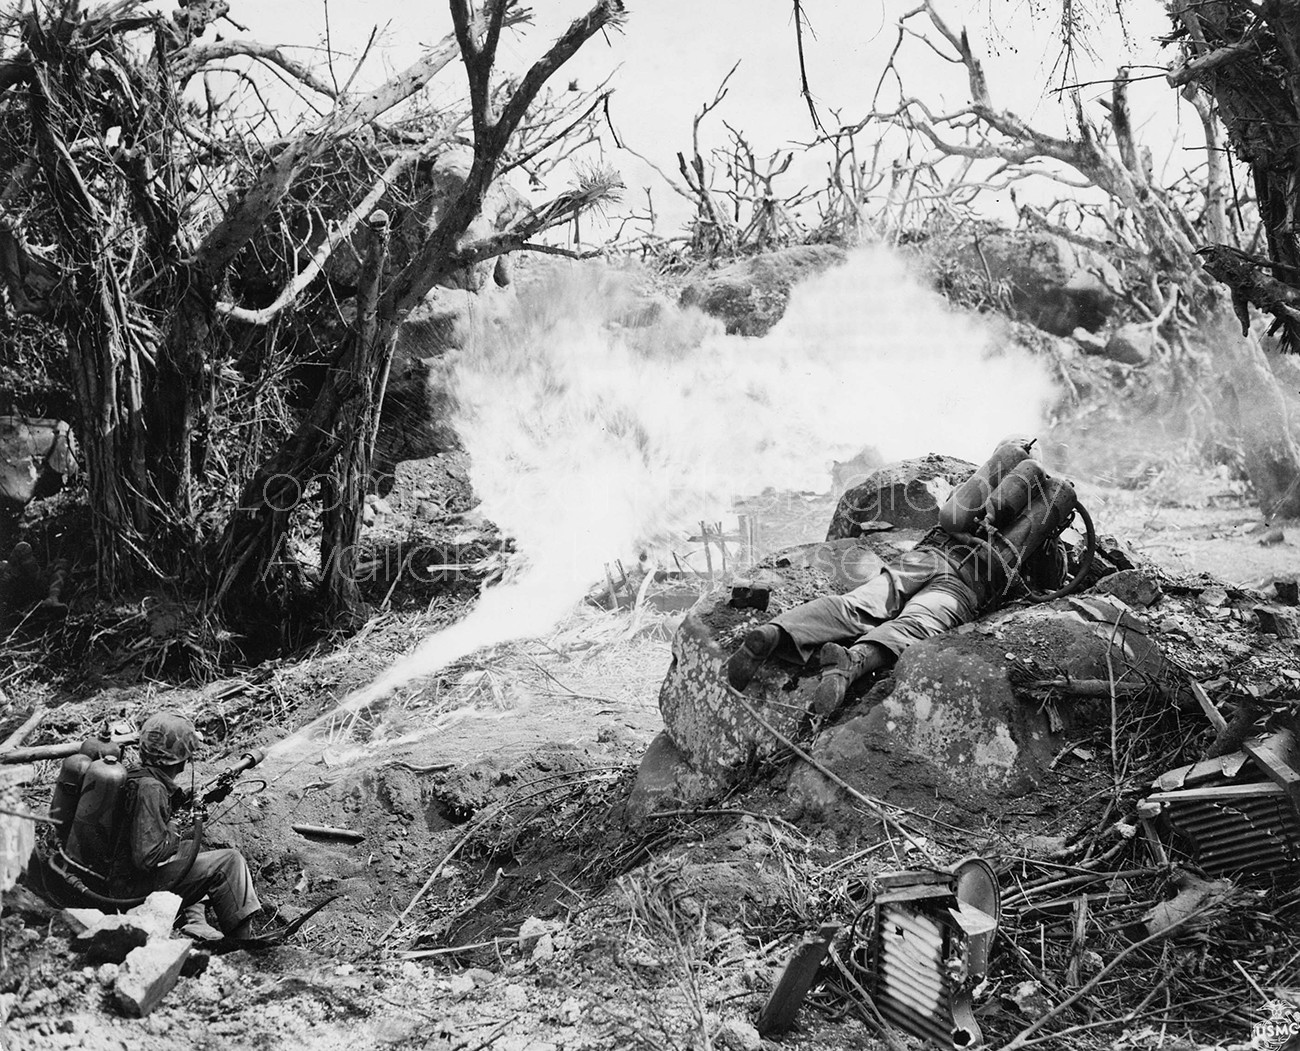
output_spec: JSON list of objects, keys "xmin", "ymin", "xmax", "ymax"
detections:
[
  {"xmin": 1140, "ymin": 727, "xmax": 1300, "ymax": 876},
  {"xmin": 758, "ymin": 859, "xmax": 1000, "ymax": 1048}
]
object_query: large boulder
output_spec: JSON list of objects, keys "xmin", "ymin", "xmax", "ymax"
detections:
[
  {"xmin": 1101, "ymin": 322, "xmax": 1157, "ymax": 366},
  {"xmin": 826, "ymin": 454, "xmax": 975, "ymax": 539},
  {"xmin": 940, "ymin": 230, "xmax": 1122, "ymax": 336},
  {"xmin": 0, "ymin": 416, "xmax": 76, "ymax": 514},
  {"xmin": 678, "ymin": 245, "xmax": 847, "ymax": 336},
  {"xmin": 788, "ymin": 594, "xmax": 1167, "ymax": 814},
  {"xmin": 628, "ymin": 534, "xmax": 916, "ymax": 819}
]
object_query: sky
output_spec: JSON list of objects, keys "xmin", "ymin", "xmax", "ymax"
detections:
[{"xmin": 228, "ymin": 0, "xmax": 1194, "ymax": 235}]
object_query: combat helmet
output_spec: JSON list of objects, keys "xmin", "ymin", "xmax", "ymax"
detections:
[{"xmin": 138, "ymin": 711, "xmax": 202, "ymax": 765}]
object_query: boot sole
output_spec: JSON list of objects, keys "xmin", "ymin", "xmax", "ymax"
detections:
[{"xmin": 726, "ymin": 629, "xmax": 780, "ymax": 690}]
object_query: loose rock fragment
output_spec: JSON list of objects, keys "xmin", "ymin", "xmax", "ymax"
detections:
[
  {"xmin": 1088, "ymin": 568, "xmax": 1162, "ymax": 608},
  {"xmin": 113, "ymin": 937, "xmax": 192, "ymax": 1017},
  {"xmin": 74, "ymin": 892, "xmax": 181, "ymax": 964}
]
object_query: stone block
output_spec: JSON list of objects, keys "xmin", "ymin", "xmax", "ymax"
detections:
[
  {"xmin": 75, "ymin": 891, "xmax": 182, "ymax": 963},
  {"xmin": 1102, "ymin": 322, "xmax": 1155, "ymax": 365},
  {"xmin": 1255, "ymin": 604, "xmax": 1300, "ymax": 639},
  {"xmin": 627, "ymin": 732, "xmax": 727, "ymax": 823},
  {"xmin": 113, "ymin": 937, "xmax": 192, "ymax": 1017},
  {"xmin": 61, "ymin": 907, "xmax": 106, "ymax": 936},
  {"xmin": 1087, "ymin": 568, "xmax": 1162, "ymax": 608}
]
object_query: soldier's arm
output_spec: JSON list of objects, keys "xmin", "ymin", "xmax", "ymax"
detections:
[{"xmin": 129, "ymin": 779, "xmax": 182, "ymax": 871}]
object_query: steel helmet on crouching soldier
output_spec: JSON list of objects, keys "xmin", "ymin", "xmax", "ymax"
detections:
[{"xmin": 138, "ymin": 712, "xmax": 202, "ymax": 765}]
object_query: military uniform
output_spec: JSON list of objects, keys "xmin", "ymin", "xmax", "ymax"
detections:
[
  {"xmin": 112, "ymin": 763, "xmax": 261, "ymax": 933},
  {"xmin": 771, "ymin": 533, "xmax": 992, "ymax": 663}
]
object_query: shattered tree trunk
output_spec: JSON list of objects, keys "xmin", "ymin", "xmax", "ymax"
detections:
[
  {"xmin": 320, "ymin": 214, "xmax": 394, "ymax": 626},
  {"xmin": 1169, "ymin": 0, "xmax": 1300, "ymax": 283},
  {"xmin": 1167, "ymin": 0, "xmax": 1300, "ymax": 515},
  {"xmin": 27, "ymin": 36, "xmax": 160, "ymax": 587},
  {"xmin": 215, "ymin": 1, "xmax": 626, "ymax": 624}
]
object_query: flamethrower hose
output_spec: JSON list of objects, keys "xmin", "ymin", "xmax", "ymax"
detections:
[
  {"xmin": 1023, "ymin": 501, "xmax": 1096, "ymax": 603},
  {"xmin": 48, "ymin": 815, "xmax": 205, "ymax": 911}
]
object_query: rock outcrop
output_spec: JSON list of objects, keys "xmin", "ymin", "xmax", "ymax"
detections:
[
  {"xmin": 937, "ymin": 230, "xmax": 1122, "ymax": 336},
  {"xmin": 788, "ymin": 593, "xmax": 1167, "ymax": 814},
  {"xmin": 678, "ymin": 245, "xmax": 847, "ymax": 337},
  {"xmin": 826, "ymin": 453, "xmax": 975, "ymax": 539},
  {"xmin": 1101, "ymin": 322, "xmax": 1157, "ymax": 366},
  {"xmin": 628, "ymin": 452, "xmax": 1174, "ymax": 826},
  {"xmin": 628, "ymin": 533, "xmax": 922, "ymax": 822},
  {"xmin": 0, "ymin": 416, "xmax": 77, "ymax": 545}
]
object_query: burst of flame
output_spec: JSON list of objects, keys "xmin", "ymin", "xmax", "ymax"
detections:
[{"xmin": 269, "ymin": 246, "xmax": 1056, "ymax": 759}]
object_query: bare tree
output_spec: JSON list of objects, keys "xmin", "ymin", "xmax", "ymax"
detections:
[
  {"xmin": 797, "ymin": 1, "xmax": 1300, "ymax": 517},
  {"xmin": 1168, "ymin": 1, "xmax": 1300, "ymax": 350},
  {"xmin": 0, "ymin": 0, "xmax": 624, "ymax": 625}
]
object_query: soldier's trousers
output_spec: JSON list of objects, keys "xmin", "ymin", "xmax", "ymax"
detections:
[
  {"xmin": 153, "ymin": 848, "xmax": 261, "ymax": 932},
  {"xmin": 772, "ymin": 548, "xmax": 984, "ymax": 661}
]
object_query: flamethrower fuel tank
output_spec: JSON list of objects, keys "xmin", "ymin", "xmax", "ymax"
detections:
[
  {"xmin": 48, "ymin": 739, "xmax": 125, "ymax": 846},
  {"xmin": 939, "ymin": 440, "xmax": 1033, "ymax": 536},
  {"xmin": 65, "ymin": 754, "xmax": 127, "ymax": 877}
]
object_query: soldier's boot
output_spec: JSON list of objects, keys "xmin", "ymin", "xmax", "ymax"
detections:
[
  {"xmin": 726, "ymin": 624, "xmax": 782, "ymax": 691},
  {"xmin": 36, "ymin": 558, "xmax": 69, "ymax": 617},
  {"xmin": 813, "ymin": 643, "xmax": 876, "ymax": 716},
  {"xmin": 180, "ymin": 902, "xmax": 224, "ymax": 943}
]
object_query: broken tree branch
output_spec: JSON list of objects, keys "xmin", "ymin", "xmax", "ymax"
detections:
[
  {"xmin": 214, "ymin": 146, "xmax": 428, "ymax": 325},
  {"xmin": 196, "ymin": 29, "xmax": 463, "ymax": 282},
  {"xmin": 171, "ymin": 39, "xmax": 340, "ymax": 97}
]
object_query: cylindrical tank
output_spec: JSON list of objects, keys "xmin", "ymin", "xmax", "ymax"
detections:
[
  {"xmin": 79, "ymin": 738, "xmax": 123, "ymax": 762},
  {"xmin": 65, "ymin": 754, "xmax": 128, "ymax": 877},
  {"xmin": 49, "ymin": 752, "xmax": 91, "ymax": 844},
  {"xmin": 983, "ymin": 459, "xmax": 1049, "ymax": 529},
  {"xmin": 48, "ymin": 739, "xmax": 126, "ymax": 845},
  {"xmin": 940, "ymin": 441, "xmax": 1032, "ymax": 536},
  {"xmin": 993, "ymin": 476, "xmax": 1077, "ymax": 577}
]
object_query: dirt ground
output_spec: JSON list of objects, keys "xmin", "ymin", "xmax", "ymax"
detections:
[{"xmin": 1, "ymin": 470, "xmax": 1298, "ymax": 1051}]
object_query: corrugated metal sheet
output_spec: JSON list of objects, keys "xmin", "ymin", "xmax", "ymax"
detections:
[{"xmin": 1165, "ymin": 794, "xmax": 1300, "ymax": 875}]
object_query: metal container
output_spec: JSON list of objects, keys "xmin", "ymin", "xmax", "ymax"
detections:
[
  {"xmin": 65, "ymin": 754, "xmax": 127, "ymax": 877},
  {"xmin": 48, "ymin": 752, "xmax": 91, "ymax": 845},
  {"xmin": 859, "ymin": 858, "xmax": 1000, "ymax": 1049}
]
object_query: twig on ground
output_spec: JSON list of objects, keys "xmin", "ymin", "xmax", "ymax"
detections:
[
  {"xmin": 725, "ymin": 689, "xmax": 939, "ymax": 862},
  {"xmin": 998, "ymin": 905, "xmax": 1212, "ymax": 1049}
]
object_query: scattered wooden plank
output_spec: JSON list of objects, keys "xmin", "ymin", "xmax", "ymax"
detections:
[
  {"xmin": 0, "ymin": 734, "xmax": 137, "ymax": 765},
  {"xmin": 1147, "ymin": 782, "xmax": 1283, "ymax": 804},
  {"xmin": 1187, "ymin": 679, "xmax": 1229, "ymax": 733},
  {"xmin": 1243, "ymin": 729, "xmax": 1300, "ymax": 817},
  {"xmin": 0, "ymin": 706, "xmax": 46, "ymax": 751}
]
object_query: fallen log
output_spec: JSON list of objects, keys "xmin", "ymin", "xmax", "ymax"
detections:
[
  {"xmin": 0, "ymin": 734, "xmax": 138, "ymax": 765},
  {"xmin": 0, "ymin": 706, "xmax": 46, "ymax": 751}
]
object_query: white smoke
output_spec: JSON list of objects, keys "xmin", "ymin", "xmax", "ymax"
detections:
[{"xmin": 281, "ymin": 245, "xmax": 1056, "ymax": 745}]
